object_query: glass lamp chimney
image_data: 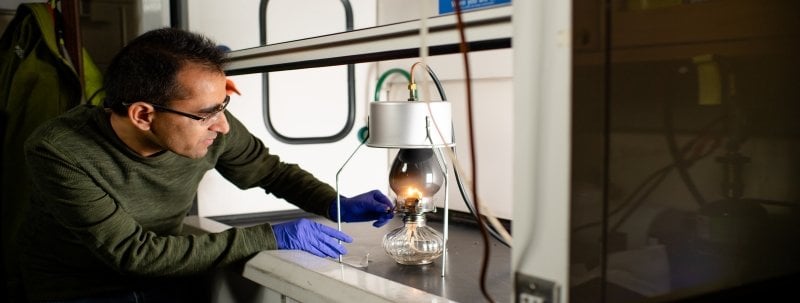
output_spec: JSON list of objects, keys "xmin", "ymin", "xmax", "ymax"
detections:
[{"xmin": 388, "ymin": 148, "xmax": 443, "ymax": 214}]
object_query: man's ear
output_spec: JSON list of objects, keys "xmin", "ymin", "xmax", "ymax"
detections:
[
  {"xmin": 127, "ymin": 102, "xmax": 155, "ymax": 131},
  {"xmin": 226, "ymin": 78, "xmax": 241, "ymax": 96}
]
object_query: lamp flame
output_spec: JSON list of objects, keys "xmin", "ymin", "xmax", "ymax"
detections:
[{"xmin": 406, "ymin": 187, "xmax": 422, "ymax": 200}]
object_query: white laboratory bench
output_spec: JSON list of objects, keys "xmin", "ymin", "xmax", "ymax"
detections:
[{"xmin": 184, "ymin": 213, "xmax": 511, "ymax": 303}]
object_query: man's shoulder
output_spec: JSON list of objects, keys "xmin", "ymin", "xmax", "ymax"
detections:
[{"xmin": 25, "ymin": 105, "xmax": 104, "ymax": 149}]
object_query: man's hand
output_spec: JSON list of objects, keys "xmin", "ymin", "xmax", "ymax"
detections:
[
  {"xmin": 272, "ymin": 218, "xmax": 353, "ymax": 258},
  {"xmin": 329, "ymin": 189, "xmax": 394, "ymax": 228}
]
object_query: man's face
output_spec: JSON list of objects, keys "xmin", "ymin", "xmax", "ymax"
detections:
[{"xmin": 149, "ymin": 65, "xmax": 230, "ymax": 159}]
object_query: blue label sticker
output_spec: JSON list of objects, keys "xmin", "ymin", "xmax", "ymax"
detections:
[{"xmin": 438, "ymin": 0, "xmax": 511, "ymax": 15}]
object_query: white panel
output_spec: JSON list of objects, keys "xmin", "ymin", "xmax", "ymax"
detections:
[
  {"xmin": 268, "ymin": 66, "xmax": 350, "ymax": 138},
  {"xmin": 266, "ymin": 0, "xmax": 347, "ymax": 43},
  {"xmin": 512, "ymin": 0, "xmax": 572, "ymax": 299},
  {"xmin": 266, "ymin": 0, "xmax": 349, "ymax": 138},
  {"xmin": 377, "ymin": 0, "xmax": 438, "ymax": 24},
  {"xmin": 189, "ymin": 1, "xmax": 387, "ymax": 217},
  {"xmin": 139, "ymin": 0, "xmax": 170, "ymax": 33},
  {"xmin": 187, "ymin": 0, "xmax": 261, "ymax": 50}
]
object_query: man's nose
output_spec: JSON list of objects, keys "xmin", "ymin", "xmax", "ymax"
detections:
[{"xmin": 209, "ymin": 113, "xmax": 230, "ymax": 134}]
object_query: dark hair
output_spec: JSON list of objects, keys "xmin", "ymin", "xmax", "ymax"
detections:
[{"xmin": 103, "ymin": 27, "xmax": 228, "ymax": 114}]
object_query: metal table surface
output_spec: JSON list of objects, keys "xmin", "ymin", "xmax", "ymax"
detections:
[
  {"xmin": 226, "ymin": 213, "xmax": 511, "ymax": 303},
  {"xmin": 318, "ymin": 214, "xmax": 510, "ymax": 303}
]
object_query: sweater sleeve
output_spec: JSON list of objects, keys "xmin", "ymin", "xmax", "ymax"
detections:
[
  {"xmin": 213, "ymin": 112, "xmax": 337, "ymax": 217},
  {"xmin": 24, "ymin": 137, "xmax": 278, "ymax": 277}
]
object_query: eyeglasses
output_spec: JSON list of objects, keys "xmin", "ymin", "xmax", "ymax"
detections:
[{"xmin": 137, "ymin": 95, "xmax": 230, "ymax": 125}]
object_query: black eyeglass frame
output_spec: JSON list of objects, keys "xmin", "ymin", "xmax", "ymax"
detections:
[{"xmin": 126, "ymin": 95, "xmax": 230, "ymax": 122}]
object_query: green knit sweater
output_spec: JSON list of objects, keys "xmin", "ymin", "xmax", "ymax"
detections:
[{"xmin": 20, "ymin": 105, "xmax": 337, "ymax": 300}]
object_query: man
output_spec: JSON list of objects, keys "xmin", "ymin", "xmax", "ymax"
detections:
[{"xmin": 19, "ymin": 27, "xmax": 393, "ymax": 302}]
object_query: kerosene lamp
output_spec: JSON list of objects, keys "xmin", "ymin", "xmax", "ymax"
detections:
[
  {"xmin": 332, "ymin": 60, "xmax": 455, "ymax": 274},
  {"xmin": 382, "ymin": 148, "xmax": 445, "ymax": 265},
  {"xmin": 366, "ymin": 98, "xmax": 453, "ymax": 269},
  {"xmin": 335, "ymin": 95, "xmax": 454, "ymax": 275}
]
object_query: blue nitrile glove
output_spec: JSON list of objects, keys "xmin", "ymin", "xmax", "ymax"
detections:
[
  {"xmin": 329, "ymin": 189, "xmax": 395, "ymax": 228},
  {"xmin": 272, "ymin": 218, "xmax": 353, "ymax": 258}
]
